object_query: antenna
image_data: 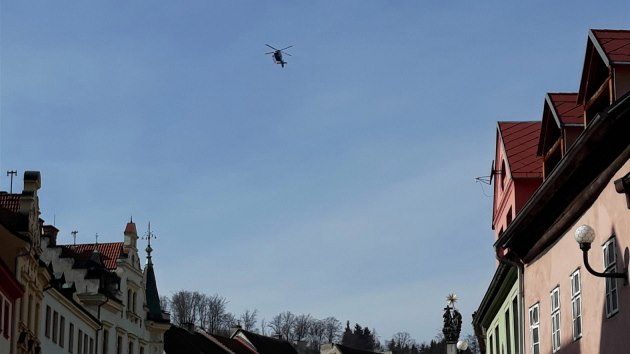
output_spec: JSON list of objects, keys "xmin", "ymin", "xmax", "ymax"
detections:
[
  {"xmin": 474, "ymin": 160, "xmax": 503, "ymax": 185},
  {"xmin": 95, "ymin": 233, "xmax": 99, "ymax": 245},
  {"xmin": 71, "ymin": 230, "xmax": 78, "ymax": 245},
  {"xmin": 6, "ymin": 170, "xmax": 17, "ymax": 193}
]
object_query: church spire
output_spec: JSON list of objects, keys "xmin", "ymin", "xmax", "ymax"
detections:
[{"xmin": 142, "ymin": 222, "xmax": 168, "ymax": 323}]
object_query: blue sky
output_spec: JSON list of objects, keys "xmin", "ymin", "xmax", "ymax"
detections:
[{"xmin": 1, "ymin": 1, "xmax": 628, "ymax": 344}]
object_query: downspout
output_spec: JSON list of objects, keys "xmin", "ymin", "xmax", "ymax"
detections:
[
  {"xmin": 95, "ymin": 297, "xmax": 108, "ymax": 354},
  {"xmin": 496, "ymin": 248, "xmax": 525, "ymax": 354}
]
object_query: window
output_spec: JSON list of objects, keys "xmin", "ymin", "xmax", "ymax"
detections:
[
  {"xmin": 59, "ymin": 316, "xmax": 65, "ymax": 348},
  {"xmin": 571, "ymin": 270, "xmax": 582, "ymax": 340},
  {"xmin": 78, "ymin": 330, "xmax": 83, "ymax": 354},
  {"xmin": 511, "ymin": 297, "xmax": 518, "ymax": 351},
  {"xmin": 53, "ymin": 311, "xmax": 59, "ymax": 343},
  {"xmin": 89, "ymin": 337, "xmax": 94, "ymax": 354},
  {"xmin": 103, "ymin": 330, "xmax": 109, "ymax": 354},
  {"xmin": 505, "ymin": 308, "xmax": 512, "ymax": 354},
  {"xmin": 500, "ymin": 160, "xmax": 507, "ymax": 190},
  {"xmin": 1, "ymin": 297, "xmax": 11, "ymax": 339},
  {"xmin": 69, "ymin": 323, "xmax": 74, "ymax": 353},
  {"xmin": 488, "ymin": 334, "xmax": 494, "ymax": 354},
  {"xmin": 27, "ymin": 295, "xmax": 32, "ymax": 331},
  {"xmin": 129, "ymin": 341, "xmax": 134, "ymax": 354},
  {"xmin": 494, "ymin": 324, "xmax": 500, "ymax": 354},
  {"xmin": 34, "ymin": 303, "xmax": 40, "ymax": 337},
  {"xmin": 603, "ymin": 237, "xmax": 619, "ymax": 317},
  {"xmin": 45, "ymin": 306, "xmax": 51, "ymax": 338},
  {"xmin": 83, "ymin": 333, "xmax": 88, "ymax": 354},
  {"xmin": 0, "ymin": 297, "xmax": 3, "ymax": 337},
  {"xmin": 550, "ymin": 287, "xmax": 561, "ymax": 352},
  {"xmin": 117, "ymin": 336, "xmax": 123, "ymax": 354},
  {"xmin": 529, "ymin": 303, "xmax": 540, "ymax": 354},
  {"xmin": 140, "ymin": 347, "xmax": 144, "ymax": 354}
]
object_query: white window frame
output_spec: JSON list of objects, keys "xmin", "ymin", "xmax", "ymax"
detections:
[
  {"xmin": 570, "ymin": 269, "xmax": 582, "ymax": 340},
  {"xmin": 550, "ymin": 287, "xmax": 561, "ymax": 352},
  {"xmin": 529, "ymin": 303, "xmax": 540, "ymax": 354},
  {"xmin": 603, "ymin": 237, "xmax": 619, "ymax": 317}
]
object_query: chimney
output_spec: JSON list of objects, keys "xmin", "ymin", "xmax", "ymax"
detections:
[
  {"xmin": 43, "ymin": 225, "xmax": 60, "ymax": 246},
  {"xmin": 23, "ymin": 171, "xmax": 41, "ymax": 193},
  {"xmin": 182, "ymin": 322, "xmax": 195, "ymax": 333},
  {"xmin": 19, "ymin": 171, "xmax": 41, "ymax": 215}
]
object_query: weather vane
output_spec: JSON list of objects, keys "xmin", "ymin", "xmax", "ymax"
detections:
[{"xmin": 143, "ymin": 222, "xmax": 156, "ymax": 265}]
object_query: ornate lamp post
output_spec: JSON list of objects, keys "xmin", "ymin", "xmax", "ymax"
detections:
[{"xmin": 442, "ymin": 294, "xmax": 463, "ymax": 354}]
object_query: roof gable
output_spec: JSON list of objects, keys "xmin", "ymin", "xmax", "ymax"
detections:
[
  {"xmin": 591, "ymin": 29, "xmax": 630, "ymax": 65},
  {"xmin": 538, "ymin": 93, "xmax": 584, "ymax": 155},
  {"xmin": 578, "ymin": 29, "xmax": 630, "ymax": 103},
  {"xmin": 497, "ymin": 122, "xmax": 543, "ymax": 178}
]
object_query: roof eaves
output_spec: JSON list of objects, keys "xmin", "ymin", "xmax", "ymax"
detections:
[{"xmin": 472, "ymin": 264, "xmax": 516, "ymax": 327}]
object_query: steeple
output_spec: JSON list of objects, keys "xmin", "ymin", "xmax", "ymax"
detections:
[{"xmin": 143, "ymin": 222, "xmax": 168, "ymax": 323}]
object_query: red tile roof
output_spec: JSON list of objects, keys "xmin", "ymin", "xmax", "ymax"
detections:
[
  {"xmin": 0, "ymin": 193, "xmax": 21, "ymax": 212},
  {"xmin": 591, "ymin": 29, "xmax": 630, "ymax": 64},
  {"xmin": 498, "ymin": 122, "xmax": 543, "ymax": 178},
  {"xmin": 547, "ymin": 93, "xmax": 584, "ymax": 125},
  {"xmin": 60, "ymin": 242, "xmax": 125, "ymax": 270}
]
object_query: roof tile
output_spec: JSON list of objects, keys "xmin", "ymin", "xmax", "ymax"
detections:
[
  {"xmin": 60, "ymin": 242, "xmax": 124, "ymax": 270},
  {"xmin": 592, "ymin": 29, "xmax": 630, "ymax": 63},
  {"xmin": 498, "ymin": 122, "xmax": 543, "ymax": 178}
]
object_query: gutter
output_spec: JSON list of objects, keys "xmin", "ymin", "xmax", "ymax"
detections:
[{"xmin": 496, "ymin": 249, "xmax": 525, "ymax": 354}]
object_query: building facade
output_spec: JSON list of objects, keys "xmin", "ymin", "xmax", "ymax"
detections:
[{"xmin": 491, "ymin": 29, "xmax": 630, "ymax": 354}]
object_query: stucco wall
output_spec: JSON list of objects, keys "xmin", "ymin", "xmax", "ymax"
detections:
[
  {"xmin": 523, "ymin": 159, "xmax": 630, "ymax": 354},
  {"xmin": 485, "ymin": 282, "xmax": 519, "ymax": 354}
]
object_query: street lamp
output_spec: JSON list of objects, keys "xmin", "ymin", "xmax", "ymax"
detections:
[
  {"xmin": 574, "ymin": 224, "xmax": 628, "ymax": 284},
  {"xmin": 456, "ymin": 340, "xmax": 468, "ymax": 353}
]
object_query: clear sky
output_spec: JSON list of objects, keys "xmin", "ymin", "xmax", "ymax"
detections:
[{"xmin": 1, "ymin": 0, "xmax": 628, "ymax": 345}]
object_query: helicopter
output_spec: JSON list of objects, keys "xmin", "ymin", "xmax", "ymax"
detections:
[{"xmin": 265, "ymin": 44, "xmax": 293, "ymax": 68}]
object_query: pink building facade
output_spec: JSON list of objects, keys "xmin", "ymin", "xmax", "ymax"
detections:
[{"xmin": 476, "ymin": 29, "xmax": 630, "ymax": 354}]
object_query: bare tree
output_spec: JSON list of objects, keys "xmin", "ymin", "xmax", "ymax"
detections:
[
  {"xmin": 260, "ymin": 318, "xmax": 267, "ymax": 336},
  {"xmin": 308, "ymin": 318, "xmax": 326, "ymax": 348},
  {"xmin": 205, "ymin": 293, "xmax": 229, "ymax": 334},
  {"xmin": 240, "ymin": 309, "xmax": 258, "ymax": 332},
  {"xmin": 391, "ymin": 332, "xmax": 414, "ymax": 348},
  {"xmin": 160, "ymin": 296, "xmax": 170, "ymax": 313},
  {"xmin": 170, "ymin": 290, "xmax": 202, "ymax": 325},
  {"xmin": 280, "ymin": 311, "xmax": 296, "ymax": 341},
  {"xmin": 267, "ymin": 313, "xmax": 284, "ymax": 337},
  {"xmin": 268, "ymin": 311, "xmax": 296, "ymax": 341},
  {"xmin": 323, "ymin": 317, "xmax": 342, "ymax": 343},
  {"xmin": 293, "ymin": 314, "xmax": 312, "ymax": 341}
]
